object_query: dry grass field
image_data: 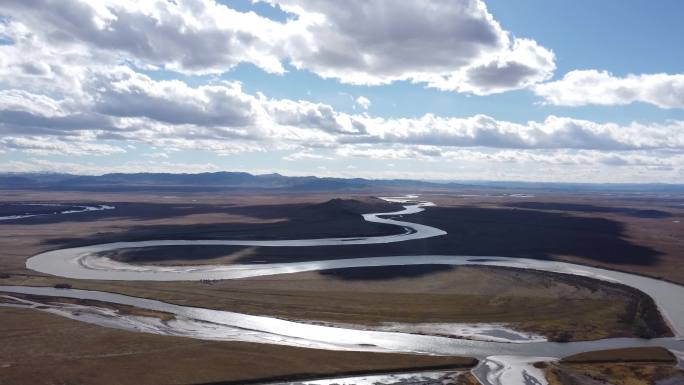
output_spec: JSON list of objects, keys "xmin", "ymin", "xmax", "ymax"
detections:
[
  {"xmin": 2, "ymin": 263, "xmax": 670, "ymax": 342},
  {"xmin": 544, "ymin": 347, "xmax": 684, "ymax": 385},
  {"xmin": 0, "ymin": 308, "xmax": 475, "ymax": 385}
]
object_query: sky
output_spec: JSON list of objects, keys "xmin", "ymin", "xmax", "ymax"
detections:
[{"xmin": 0, "ymin": 0, "xmax": 683, "ymax": 183}]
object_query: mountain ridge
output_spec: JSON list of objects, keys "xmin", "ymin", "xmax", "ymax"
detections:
[{"xmin": 1, "ymin": 172, "xmax": 683, "ymax": 193}]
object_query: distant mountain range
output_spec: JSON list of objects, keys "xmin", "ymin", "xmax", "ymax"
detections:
[
  {"xmin": 0, "ymin": 172, "xmax": 440, "ymax": 192},
  {"xmin": 1, "ymin": 172, "xmax": 683, "ymax": 193}
]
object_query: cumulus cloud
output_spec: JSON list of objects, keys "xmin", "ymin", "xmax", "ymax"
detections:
[
  {"xmin": 0, "ymin": 0, "xmax": 286, "ymax": 74},
  {"xmin": 0, "ymin": 136, "xmax": 125, "ymax": 156},
  {"xmin": 355, "ymin": 96, "xmax": 371, "ymax": 110},
  {"xmin": 0, "ymin": 0, "xmax": 555, "ymax": 94},
  {"xmin": 440, "ymin": 38, "xmax": 555, "ymax": 95},
  {"xmin": 91, "ymin": 67, "xmax": 259, "ymax": 128},
  {"xmin": 266, "ymin": 98, "xmax": 369, "ymax": 136},
  {"xmin": 346, "ymin": 114, "xmax": 684, "ymax": 151},
  {"xmin": 274, "ymin": 0, "xmax": 555, "ymax": 94},
  {"xmin": 0, "ymin": 158, "xmax": 222, "ymax": 175},
  {"xmin": 336, "ymin": 145, "xmax": 445, "ymax": 161},
  {"xmin": 0, "ymin": 90, "xmax": 114, "ymax": 136},
  {"xmin": 341, "ymin": 146, "xmax": 680, "ymax": 167},
  {"xmin": 0, "ymin": 19, "xmax": 94, "ymax": 97},
  {"xmin": 3, "ymin": 70, "xmax": 684, "ymax": 158},
  {"xmin": 334, "ymin": 145, "xmax": 684, "ymax": 178},
  {"xmin": 535, "ymin": 70, "xmax": 684, "ymax": 108}
]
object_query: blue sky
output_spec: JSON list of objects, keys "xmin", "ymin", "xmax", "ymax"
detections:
[{"xmin": 1, "ymin": 0, "xmax": 683, "ymax": 182}]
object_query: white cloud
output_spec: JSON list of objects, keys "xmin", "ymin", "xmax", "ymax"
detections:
[
  {"xmin": 434, "ymin": 38, "xmax": 555, "ymax": 95},
  {"xmin": 355, "ymin": 96, "xmax": 371, "ymax": 110},
  {"xmin": 283, "ymin": 150, "xmax": 332, "ymax": 161},
  {"xmin": 91, "ymin": 67, "xmax": 260, "ymax": 129},
  {"xmin": 0, "ymin": 0, "xmax": 286, "ymax": 75},
  {"xmin": 332, "ymin": 145, "xmax": 684, "ymax": 182},
  {"xmin": 347, "ymin": 114, "xmax": 684, "ymax": 151},
  {"xmin": 275, "ymin": 0, "xmax": 555, "ymax": 94},
  {"xmin": 3, "ymin": 71, "xmax": 684, "ymax": 159},
  {"xmin": 336, "ymin": 145, "xmax": 444, "ymax": 161},
  {"xmin": 0, "ymin": 0, "xmax": 555, "ymax": 94},
  {"xmin": 0, "ymin": 19, "xmax": 94, "ymax": 97},
  {"xmin": 535, "ymin": 70, "xmax": 684, "ymax": 109},
  {"xmin": 0, "ymin": 158, "xmax": 222, "ymax": 175},
  {"xmin": 0, "ymin": 136, "xmax": 125, "ymax": 156},
  {"xmin": 265, "ymin": 98, "xmax": 364, "ymax": 135}
]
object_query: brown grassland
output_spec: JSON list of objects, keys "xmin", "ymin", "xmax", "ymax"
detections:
[
  {"xmin": 1, "ymin": 189, "xmax": 683, "ymax": 383},
  {"xmin": 0, "ymin": 308, "xmax": 475, "ymax": 385},
  {"xmin": 544, "ymin": 347, "xmax": 684, "ymax": 385}
]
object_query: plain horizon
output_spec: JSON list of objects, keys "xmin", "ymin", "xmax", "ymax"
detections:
[{"xmin": 4, "ymin": 170, "xmax": 684, "ymax": 190}]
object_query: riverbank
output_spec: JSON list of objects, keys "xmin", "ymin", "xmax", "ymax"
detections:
[
  {"xmin": 2, "ymin": 263, "xmax": 671, "ymax": 343},
  {"xmin": 0, "ymin": 307, "xmax": 476, "ymax": 385},
  {"xmin": 544, "ymin": 347, "xmax": 684, "ymax": 385}
]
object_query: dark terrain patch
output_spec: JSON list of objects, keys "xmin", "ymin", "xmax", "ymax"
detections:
[
  {"xmin": 226, "ymin": 206, "xmax": 660, "ymax": 266},
  {"xmin": 317, "ymin": 264, "xmax": 456, "ymax": 280},
  {"xmin": 39, "ymin": 198, "xmax": 404, "ymax": 246},
  {"xmin": 505, "ymin": 202, "xmax": 672, "ymax": 218},
  {"xmin": 0, "ymin": 203, "xmax": 95, "ymax": 217}
]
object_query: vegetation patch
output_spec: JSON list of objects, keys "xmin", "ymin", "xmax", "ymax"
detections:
[
  {"xmin": 562, "ymin": 347, "xmax": 675, "ymax": 364},
  {"xmin": 0, "ymin": 307, "xmax": 475, "ymax": 385},
  {"xmin": 546, "ymin": 348, "xmax": 683, "ymax": 385}
]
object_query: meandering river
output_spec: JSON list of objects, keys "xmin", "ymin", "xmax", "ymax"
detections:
[
  {"xmin": 0, "ymin": 203, "xmax": 114, "ymax": 221},
  {"xmin": 2, "ymin": 196, "xmax": 683, "ymax": 385}
]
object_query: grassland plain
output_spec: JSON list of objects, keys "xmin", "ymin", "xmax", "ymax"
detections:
[
  {"xmin": 0, "ymin": 191, "xmax": 678, "ymax": 341},
  {"xmin": 1, "ymin": 189, "xmax": 683, "ymax": 383},
  {"xmin": 0, "ymin": 308, "xmax": 475, "ymax": 385},
  {"xmin": 166, "ymin": 193, "xmax": 683, "ymax": 285},
  {"xmin": 1, "ymin": 264, "xmax": 672, "ymax": 343},
  {"xmin": 2, "ymin": 190, "xmax": 682, "ymax": 282}
]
